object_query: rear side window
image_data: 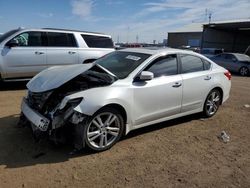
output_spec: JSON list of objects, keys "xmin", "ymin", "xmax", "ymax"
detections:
[
  {"xmin": 47, "ymin": 32, "xmax": 77, "ymax": 47},
  {"xmin": 146, "ymin": 54, "xmax": 178, "ymax": 77},
  {"xmin": 180, "ymin": 54, "xmax": 204, "ymax": 73},
  {"xmin": 81, "ymin": 34, "xmax": 113, "ymax": 48},
  {"xmin": 203, "ymin": 59, "xmax": 211, "ymax": 70}
]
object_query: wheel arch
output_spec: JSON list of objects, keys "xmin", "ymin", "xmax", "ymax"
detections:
[
  {"xmin": 100, "ymin": 103, "xmax": 127, "ymax": 126},
  {"xmin": 91, "ymin": 103, "xmax": 128, "ymax": 136}
]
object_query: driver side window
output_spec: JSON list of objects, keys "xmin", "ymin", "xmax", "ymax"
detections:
[
  {"xmin": 11, "ymin": 32, "xmax": 44, "ymax": 47},
  {"xmin": 145, "ymin": 54, "xmax": 178, "ymax": 78}
]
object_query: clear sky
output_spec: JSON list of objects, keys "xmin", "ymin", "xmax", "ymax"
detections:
[{"xmin": 0, "ymin": 0, "xmax": 249, "ymax": 43}]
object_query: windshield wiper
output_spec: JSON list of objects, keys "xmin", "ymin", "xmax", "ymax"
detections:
[{"xmin": 94, "ymin": 63, "xmax": 118, "ymax": 80}]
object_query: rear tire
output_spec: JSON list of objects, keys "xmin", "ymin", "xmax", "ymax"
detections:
[
  {"xmin": 203, "ymin": 89, "xmax": 222, "ymax": 118},
  {"xmin": 82, "ymin": 107, "xmax": 124, "ymax": 152},
  {"xmin": 239, "ymin": 66, "xmax": 249, "ymax": 76}
]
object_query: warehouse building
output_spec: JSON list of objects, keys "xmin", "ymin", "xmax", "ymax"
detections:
[
  {"xmin": 167, "ymin": 23, "xmax": 203, "ymax": 48},
  {"xmin": 168, "ymin": 19, "xmax": 250, "ymax": 53}
]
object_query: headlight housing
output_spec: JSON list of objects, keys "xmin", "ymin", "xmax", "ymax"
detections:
[{"xmin": 59, "ymin": 97, "xmax": 83, "ymax": 110}]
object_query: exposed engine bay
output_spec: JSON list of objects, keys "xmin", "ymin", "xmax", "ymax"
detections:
[{"xmin": 19, "ymin": 64, "xmax": 116, "ymax": 147}]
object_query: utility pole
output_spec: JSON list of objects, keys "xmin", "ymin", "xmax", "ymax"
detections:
[
  {"xmin": 126, "ymin": 26, "xmax": 130, "ymax": 44},
  {"xmin": 117, "ymin": 35, "xmax": 119, "ymax": 43},
  {"xmin": 136, "ymin": 34, "xmax": 139, "ymax": 43},
  {"xmin": 208, "ymin": 13, "xmax": 212, "ymax": 24},
  {"xmin": 205, "ymin": 8, "xmax": 208, "ymax": 21}
]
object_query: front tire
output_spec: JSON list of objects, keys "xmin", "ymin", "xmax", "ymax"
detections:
[
  {"xmin": 203, "ymin": 89, "xmax": 222, "ymax": 118},
  {"xmin": 239, "ymin": 66, "xmax": 249, "ymax": 76},
  {"xmin": 83, "ymin": 107, "xmax": 124, "ymax": 152}
]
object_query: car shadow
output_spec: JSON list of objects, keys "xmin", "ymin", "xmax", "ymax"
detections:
[
  {"xmin": 0, "ymin": 81, "xmax": 28, "ymax": 91},
  {"xmin": 0, "ymin": 113, "xmax": 203, "ymax": 169},
  {"xmin": 0, "ymin": 114, "xmax": 93, "ymax": 169},
  {"xmin": 123, "ymin": 113, "xmax": 202, "ymax": 140}
]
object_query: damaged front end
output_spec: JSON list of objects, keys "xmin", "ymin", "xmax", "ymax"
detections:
[{"xmin": 19, "ymin": 64, "xmax": 116, "ymax": 147}]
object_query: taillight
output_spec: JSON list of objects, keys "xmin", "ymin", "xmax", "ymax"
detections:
[{"xmin": 224, "ymin": 71, "xmax": 231, "ymax": 80}]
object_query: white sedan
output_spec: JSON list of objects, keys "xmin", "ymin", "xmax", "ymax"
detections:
[{"xmin": 19, "ymin": 48, "xmax": 231, "ymax": 151}]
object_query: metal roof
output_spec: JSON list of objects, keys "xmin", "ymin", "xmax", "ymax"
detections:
[
  {"xmin": 204, "ymin": 19, "xmax": 250, "ymax": 25},
  {"xmin": 169, "ymin": 19, "xmax": 250, "ymax": 33},
  {"xmin": 168, "ymin": 23, "xmax": 203, "ymax": 33},
  {"xmin": 203, "ymin": 19, "xmax": 250, "ymax": 30}
]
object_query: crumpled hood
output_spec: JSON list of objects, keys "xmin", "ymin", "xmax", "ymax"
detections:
[{"xmin": 27, "ymin": 64, "xmax": 94, "ymax": 92}]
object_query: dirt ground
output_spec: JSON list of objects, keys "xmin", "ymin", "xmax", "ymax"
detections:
[{"xmin": 0, "ymin": 75, "xmax": 249, "ymax": 188}]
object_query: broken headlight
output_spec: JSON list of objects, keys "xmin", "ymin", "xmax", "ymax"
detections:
[
  {"xmin": 59, "ymin": 97, "xmax": 83, "ymax": 110},
  {"xmin": 67, "ymin": 97, "xmax": 83, "ymax": 108},
  {"xmin": 27, "ymin": 91, "xmax": 52, "ymax": 111}
]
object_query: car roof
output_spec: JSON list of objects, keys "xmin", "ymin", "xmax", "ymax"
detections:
[
  {"xmin": 16, "ymin": 28, "xmax": 110, "ymax": 37},
  {"xmin": 119, "ymin": 47, "xmax": 198, "ymax": 55},
  {"xmin": 42, "ymin": 28, "xmax": 103, "ymax": 35}
]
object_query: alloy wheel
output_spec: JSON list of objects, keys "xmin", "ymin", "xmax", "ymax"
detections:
[
  {"xmin": 240, "ymin": 67, "xmax": 249, "ymax": 76},
  {"xmin": 205, "ymin": 91, "xmax": 221, "ymax": 116},
  {"xmin": 86, "ymin": 112, "xmax": 121, "ymax": 149}
]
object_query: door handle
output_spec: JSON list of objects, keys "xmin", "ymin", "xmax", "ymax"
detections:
[
  {"xmin": 172, "ymin": 82, "xmax": 182, "ymax": 88},
  {"xmin": 68, "ymin": 51, "xmax": 76, "ymax": 54},
  {"xmin": 35, "ymin": 51, "xmax": 45, "ymax": 55},
  {"xmin": 204, "ymin": 76, "xmax": 211, "ymax": 80}
]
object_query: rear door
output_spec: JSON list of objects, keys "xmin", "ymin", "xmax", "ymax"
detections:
[
  {"xmin": 46, "ymin": 32, "xmax": 79, "ymax": 67},
  {"xmin": 2, "ymin": 31, "xmax": 47, "ymax": 78},
  {"xmin": 179, "ymin": 54, "xmax": 212, "ymax": 112}
]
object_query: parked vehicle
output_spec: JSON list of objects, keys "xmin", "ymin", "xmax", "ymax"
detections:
[
  {"xmin": 211, "ymin": 53, "xmax": 250, "ymax": 76},
  {"xmin": 178, "ymin": 45, "xmax": 200, "ymax": 53},
  {"xmin": 0, "ymin": 28, "xmax": 114, "ymax": 81},
  {"xmin": 201, "ymin": 48, "xmax": 224, "ymax": 58},
  {"xmin": 19, "ymin": 48, "xmax": 231, "ymax": 152},
  {"xmin": 245, "ymin": 45, "xmax": 250, "ymax": 57}
]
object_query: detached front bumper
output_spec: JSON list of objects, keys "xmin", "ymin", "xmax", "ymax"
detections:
[
  {"xmin": 21, "ymin": 98, "xmax": 50, "ymax": 131},
  {"xmin": 20, "ymin": 97, "xmax": 87, "ymax": 149}
]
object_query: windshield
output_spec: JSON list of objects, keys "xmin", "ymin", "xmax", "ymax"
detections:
[
  {"xmin": 95, "ymin": 51, "xmax": 151, "ymax": 79},
  {"xmin": 234, "ymin": 54, "xmax": 250, "ymax": 62},
  {"xmin": 0, "ymin": 29, "xmax": 19, "ymax": 43}
]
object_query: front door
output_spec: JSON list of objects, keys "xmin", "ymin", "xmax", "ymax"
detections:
[
  {"xmin": 132, "ymin": 54, "xmax": 182, "ymax": 127},
  {"xmin": 2, "ymin": 31, "xmax": 47, "ymax": 78}
]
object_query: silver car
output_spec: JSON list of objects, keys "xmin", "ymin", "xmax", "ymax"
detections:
[
  {"xmin": 211, "ymin": 53, "xmax": 250, "ymax": 76},
  {"xmin": 19, "ymin": 48, "xmax": 231, "ymax": 152}
]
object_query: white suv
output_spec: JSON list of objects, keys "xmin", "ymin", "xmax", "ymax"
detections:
[{"xmin": 0, "ymin": 28, "xmax": 114, "ymax": 80}]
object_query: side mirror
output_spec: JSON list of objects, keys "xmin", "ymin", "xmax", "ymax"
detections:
[
  {"xmin": 232, "ymin": 58, "xmax": 237, "ymax": 62},
  {"xmin": 139, "ymin": 71, "xmax": 154, "ymax": 81},
  {"xmin": 6, "ymin": 39, "xmax": 19, "ymax": 48}
]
